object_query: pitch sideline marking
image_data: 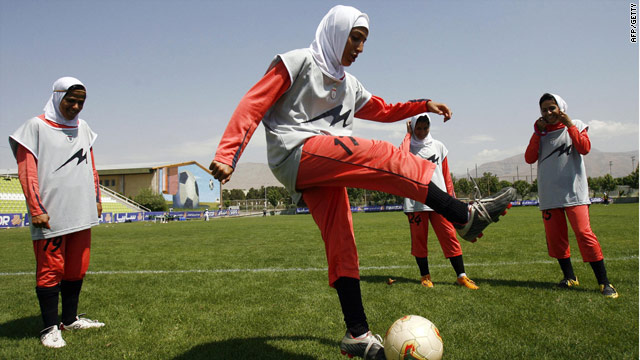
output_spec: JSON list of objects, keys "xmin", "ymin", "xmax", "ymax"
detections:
[{"xmin": 0, "ymin": 256, "xmax": 637, "ymax": 277}]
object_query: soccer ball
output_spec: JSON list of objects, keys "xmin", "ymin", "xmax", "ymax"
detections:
[
  {"xmin": 173, "ymin": 170, "xmax": 200, "ymax": 208},
  {"xmin": 384, "ymin": 315, "xmax": 443, "ymax": 360}
]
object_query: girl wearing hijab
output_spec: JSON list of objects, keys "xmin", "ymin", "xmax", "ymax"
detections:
[
  {"xmin": 401, "ymin": 114, "xmax": 479, "ymax": 290},
  {"xmin": 525, "ymin": 93, "xmax": 618, "ymax": 299},
  {"xmin": 210, "ymin": 6, "xmax": 515, "ymax": 358},
  {"xmin": 9, "ymin": 77, "xmax": 105, "ymax": 348}
]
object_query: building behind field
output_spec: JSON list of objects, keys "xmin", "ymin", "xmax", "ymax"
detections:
[{"xmin": 97, "ymin": 161, "xmax": 221, "ymax": 209}]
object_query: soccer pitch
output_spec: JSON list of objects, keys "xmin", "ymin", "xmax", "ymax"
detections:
[{"xmin": 1, "ymin": 204, "xmax": 637, "ymax": 359}]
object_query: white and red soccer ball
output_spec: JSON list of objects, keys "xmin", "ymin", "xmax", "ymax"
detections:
[{"xmin": 384, "ymin": 315, "xmax": 443, "ymax": 360}]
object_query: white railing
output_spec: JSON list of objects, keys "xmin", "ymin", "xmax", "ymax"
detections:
[{"xmin": 99, "ymin": 185, "xmax": 151, "ymax": 212}]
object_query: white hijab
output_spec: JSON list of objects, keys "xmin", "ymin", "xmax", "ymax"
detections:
[
  {"xmin": 549, "ymin": 93, "xmax": 568, "ymax": 112},
  {"xmin": 409, "ymin": 113, "xmax": 434, "ymax": 158},
  {"xmin": 309, "ymin": 5, "xmax": 369, "ymax": 82},
  {"xmin": 43, "ymin": 76, "xmax": 85, "ymax": 126}
]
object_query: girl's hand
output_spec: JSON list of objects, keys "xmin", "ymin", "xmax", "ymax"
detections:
[{"xmin": 32, "ymin": 214, "xmax": 51, "ymax": 229}]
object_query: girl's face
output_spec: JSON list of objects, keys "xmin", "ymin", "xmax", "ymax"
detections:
[
  {"xmin": 414, "ymin": 122, "xmax": 430, "ymax": 140},
  {"xmin": 59, "ymin": 89, "xmax": 86, "ymax": 120},
  {"xmin": 540, "ymin": 99, "xmax": 560, "ymax": 124},
  {"xmin": 341, "ymin": 27, "xmax": 368, "ymax": 66}
]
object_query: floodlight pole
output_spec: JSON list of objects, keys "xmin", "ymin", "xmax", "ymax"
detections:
[{"xmin": 609, "ymin": 161, "xmax": 613, "ymax": 176}]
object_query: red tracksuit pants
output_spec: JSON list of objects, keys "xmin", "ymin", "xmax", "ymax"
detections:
[
  {"xmin": 297, "ymin": 135, "xmax": 435, "ymax": 286},
  {"xmin": 542, "ymin": 205, "xmax": 603, "ymax": 262},
  {"xmin": 406, "ymin": 211, "xmax": 462, "ymax": 259},
  {"xmin": 33, "ymin": 229, "xmax": 92, "ymax": 288}
]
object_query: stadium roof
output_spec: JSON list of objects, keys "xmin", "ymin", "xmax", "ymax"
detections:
[
  {"xmin": 97, "ymin": 161, "xmax": 211, "ymax": 175},
  {"xmin": 2, "ymin": 161, "xmax": 210, "ymax": 177}
]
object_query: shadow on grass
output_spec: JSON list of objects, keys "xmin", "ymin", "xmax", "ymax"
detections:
[
  {"xmin": 0, "ymin": 315, "xmax": 42, "ymax": 340},
  {"xmin": 173, "ymin": 335, "xmax": 337, "ymax": 360},
  {"xmin": 471, "ymin": 277, "xmax": 594, "ymax": 292},
  {"xmin": 363, "ymin": 274, "xmax": 595, "ymax": 293},
  {"xmin": 360, "ymin": 274, "xmax": 417, "ymax": 285}
]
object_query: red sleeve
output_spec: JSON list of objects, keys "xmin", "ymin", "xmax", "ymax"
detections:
[
  {"xmin": 355, "ymin": 96, "xmax": 429, "ymax": 123},
  {"xmin": 213, "ymin": 60, "xmax": 291, "ymax": 168},
  {"xmin": 567, "ymin": 126, "xmax": 591, "ymax": 155},
  {"xmin": 525, "ymin": 133, "xmax": 540, "ymax": 164},
  {"xmin": 16, "ymin": 145, "xmax": 47, "ymax": 216},
  {"xmin": 399, "ymin": 133, "xmax": 411, "ymax": 152},
  {"xmin": 91, "ymin": 148, "xmax": 101, "ymax": 203},
  {"xmin": 441, "ymin": 157, "xmax": 455, "ymax": 197}
]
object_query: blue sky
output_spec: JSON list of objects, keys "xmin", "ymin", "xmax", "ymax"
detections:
[{"xmin": 1, "ymin": 0, "xmax": 638, "ymax": 176}]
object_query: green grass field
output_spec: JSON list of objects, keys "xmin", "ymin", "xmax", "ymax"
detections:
[{"xmin": 1, "ymin": 204, "xmax": 637, "ymax": 359}]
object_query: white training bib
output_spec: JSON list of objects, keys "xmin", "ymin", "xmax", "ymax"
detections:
[
  {"xmin": 404, "ymin": 138, "xmax": 449, "ymax": 212},
  {"xmin": 537, "ymin": 120, "xmax": 591, "ymax": 210},
  {"xmin": 263, "ymin": 48, "xmax": 372, "ymax": 202},
  {"xmin": 9, "ymin": 116, "xmax": 99, "ymax": 239}
]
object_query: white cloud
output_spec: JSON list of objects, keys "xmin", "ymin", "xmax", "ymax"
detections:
[
  {"xmin": 582, "ymin": 119, "xmax": 638, "ymax": 152},
  {"xmin": 461, "ymin": 134, "xmax": 496, "ymax": 144},
  {"xmin": 585, "ymin": 119, "xmax": 638, "ymax": 137}
]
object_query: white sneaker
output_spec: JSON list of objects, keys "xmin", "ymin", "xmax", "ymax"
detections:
[
  {"xmin": 60, "ymin": 314, "xmax": 105, "ymax": 330},
  {"xmin": 340, "ymin": 330, "xmax": 385, "ymax": 359},
  {"xmin": 40, "ymin": 325, "xmax": 66, "ymax": 348}
]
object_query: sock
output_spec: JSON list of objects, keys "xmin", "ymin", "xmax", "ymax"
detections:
[
  {"xmin": 424, "ymin": 182, "xmax": 469, "ymax": 224},
  {"xmin": 61, "ymin": 279, "xmax": 83, "ymax": 325},
  {"xmin": 449, "ymin": 255, "xmax": 465, "ymax": 276},
  {"xmin": 36, "ymin": 285, "xmax": 60, "ymax": 329},
  {"xmin": 589, "ymin": 260, "xmax": 610, "ymax": 285},
  {"xmin": 334, "ymin": 277, "xmax": 369, "ymax": 337},
  {"xmin": 557, "ymin": 257, "xmax": 576, "ymax": 280},
  {"xmin": 415, "ymin": 257, "xmax": 430, "ymax": 276}
]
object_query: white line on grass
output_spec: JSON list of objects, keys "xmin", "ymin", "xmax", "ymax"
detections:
[{"xmin": 1, "ymin": 256, "xmax": 636, "ymax": 277}]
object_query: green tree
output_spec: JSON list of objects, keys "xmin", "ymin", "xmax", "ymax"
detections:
[
  {"xmin": 499, "ymin": 180, "xmax": 513, "ymax": 190},
  {"xmin": 477, "ymin": 172, "xmax": 499, "ymax": 195},
  {"xmin": 229, "ymin": 189, "xmax": 246, "ymax": 200},
  {"xmin": 588, "ymin": 177, "xmax": 601, "ymax": 197},
  {"xmin": 622, "ymin": 166, "xmax": 639, "ymax": 188},
  {"xmin": 530, "ymin": 179, "xmax": 538, "ymax": 194},
  {"xmin": 454, "ymin": 178, "xmax": 473, "ymax": 198},
  {"xmin": 222, "ymin": 189, "xmax": 231, "ymax": 202},
  {"xmin": 267, "ymin": 188, "xmax": 281, "ymax": 209},
  {"xmin": 347, "ymin": 188, "xmax": 365, "ymax": 205},
  {"xmin": 513, "ymin": 180, "xmax": 531, "ymax": 200},
  {"xmin": 366, "ymin": 191, "xmax": 401, "ymax": 206},
  {"xmin": 246, "ymin": 187, "xmax": 263, "ymax": 200},
  {"xmin": 600, "ymin": 174, "xmax": 617, "ymax": 193},
  {"xmin": 274, "ymin": 186, "xmax": 293, "ymax": 206},
  {"xmin": 134, "ymin": 188, "xmax": 168, "ymax": 211}
]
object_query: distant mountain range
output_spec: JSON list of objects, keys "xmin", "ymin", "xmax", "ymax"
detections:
[
  {"xmin": 456, "ymin": 149, "xmax": 639, "ymax": 182},
  {"xmin": 224, "ymin": 149, "xmax": 639, "ymax": 190}
]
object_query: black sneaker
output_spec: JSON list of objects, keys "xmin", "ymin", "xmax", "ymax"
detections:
[
  {"xmin": 454, "ymin": 187, "xmax": 517, "ymax": 242},
  {"xmin": 600, "ymin": 284, "xmax": 619, "ymax": 298},
  {"xmin": 557, "ymin": 277, "xmax": 579, "ymax": 288}
]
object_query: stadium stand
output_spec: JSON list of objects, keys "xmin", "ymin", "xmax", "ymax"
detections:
[
  {"xmin": 0, "ymin": 177, "xmax": 27, "ymax": 213},
  {"xmin": 1, "ymin": 175, "xmax": 148, "ymax": 214}
]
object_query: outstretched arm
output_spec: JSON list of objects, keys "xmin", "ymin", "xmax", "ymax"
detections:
[
  {"xmin": 210, "ymin": 60, "xmax": 291, "ymax": 184},
  {"xmin": 355, "ymin": 96, "xmax": 452, "ymax": 123}
]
